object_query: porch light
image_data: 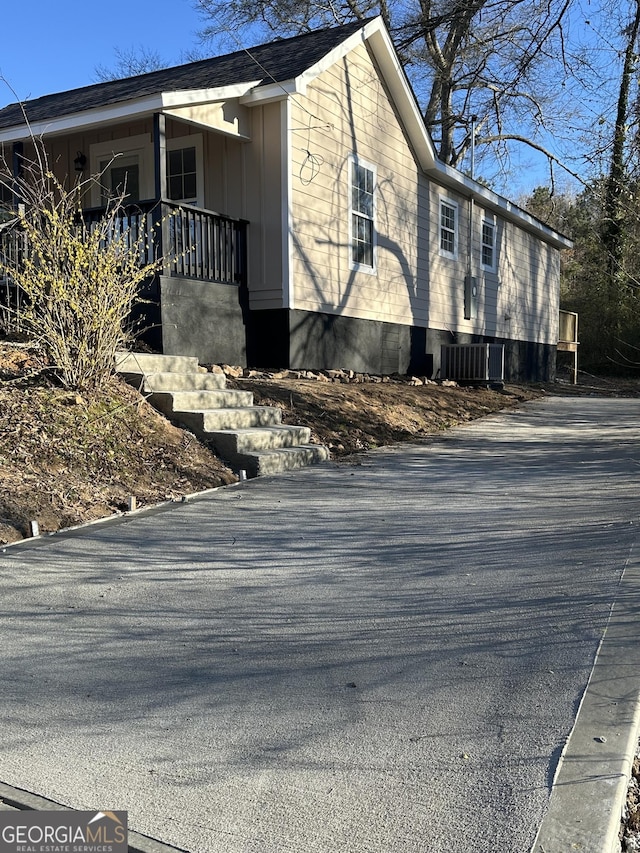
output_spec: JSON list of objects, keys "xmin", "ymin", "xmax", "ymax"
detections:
[{"xmin": 74, "ymin": 151, "xmax": 87, "ymax": 173}]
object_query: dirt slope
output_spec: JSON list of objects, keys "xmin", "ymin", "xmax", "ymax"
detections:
[
  {"xmin": 2, "ymin": 341, "xmax": 634, "ymax": 545},
  {"xmin": 0, "ymin": 342, "xmax": 236, "ymax": 544}
]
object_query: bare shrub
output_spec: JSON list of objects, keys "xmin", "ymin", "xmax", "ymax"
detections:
[{"xmin": 0, "ymin": 141, "xmax": 161, "ymax": 390}]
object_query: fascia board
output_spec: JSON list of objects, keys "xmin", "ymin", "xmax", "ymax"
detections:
[
  {"xmin": 432, "ymin": 159, "xmax": 573, "ymax": 249},
  {"xmin": 161, "ymin": 81, "xmax": 261, "ymax": 107},
  {"xmin": 0, "ymin": 93, "xmax": 165, "ymax": 143},
  {"xmin": 0, "ymin": 82, "xmax": 261, "ymax": 143},
  {"xmin": 239, "ymin": 80, "xmax": 297, "ymax": 105}
]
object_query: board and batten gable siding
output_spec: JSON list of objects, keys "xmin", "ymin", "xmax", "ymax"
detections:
[
  {"xmin": 244, "ymin": 101, "xmax": 286, "ymax": 311},
  {"xmin": 42, "ymin": 118, "xmax": 246, "ymax": 216},
  {"xmin": 289, "ymin": 43, "xmax": 429, "ymax": 327}
]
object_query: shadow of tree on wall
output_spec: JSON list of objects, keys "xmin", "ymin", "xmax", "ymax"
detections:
[{"xmin": 287, "ymin": 56, "xmax": 431, "ymax": 373}]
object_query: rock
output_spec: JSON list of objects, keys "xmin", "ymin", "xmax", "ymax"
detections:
[{"xmin": 222, "ymin": 364, "xmax": 243, "ymax": 378}]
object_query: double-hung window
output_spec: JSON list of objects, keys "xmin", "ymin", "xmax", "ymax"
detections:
[
  {"xmin": 439, "ymin": 198, "xmax": 458, "ymax": 259},
  {"xmin": 167, "ymin": 146, "xmax": 198, "ymax": 205},
  {"xmin": 167, "ymin": 135, "xmax": 204, "ymax": 207},
  {"xmin": 350, "ymin": 158, "xmax": 375, "ymax": 269},
  {"xmin": 481, "ymin": 219, "xmax": 496, "ymax": 271}
]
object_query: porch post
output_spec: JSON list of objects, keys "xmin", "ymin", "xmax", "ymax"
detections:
[
  {"xmin": 153, "ymin": 112, "xmax": 167, "ymax": 200},
  {"xmin": 153, "ymin": 112, "xmax": 170, "ymax": 271}
]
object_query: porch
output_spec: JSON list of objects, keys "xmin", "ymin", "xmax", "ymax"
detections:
[{"xmin": 0, "ymin": 199, "xmax": 248, "ymax": 347}]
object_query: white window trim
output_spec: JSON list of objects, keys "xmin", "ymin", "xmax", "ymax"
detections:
[
  {"xmin": 439, "ymin": 196, "xmax": 458, "ymax": 260},
  {"xmin": 167, "ymin": 133, "xmax": 204, "ymax": 208},
  {"xmin": 481, "ymin": 217, "xmax": 496, "ymax": 272},
  {"xmin": 89, "ymin": 133, "xmax": 154, "ymax": 207},
  {"xmin": 349, "ymin": 154, "xmax": 377, "ymax": 274}
]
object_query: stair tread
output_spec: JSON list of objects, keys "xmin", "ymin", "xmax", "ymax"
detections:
[
  {"xmin": 209, "ymin": 425, "xmax": 308, "ymax": 435},
  {"xmin": 243, "ymin": 444, "xmax": 329, "ymax": 457},
  {"xmin": 116, "ymin": 353, "xmax": 329, "ymax": 477}
]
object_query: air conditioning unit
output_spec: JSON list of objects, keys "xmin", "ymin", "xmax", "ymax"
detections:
[{"xmin": 440, "ymin": 343, "xmax": 505, "ymax": 382}]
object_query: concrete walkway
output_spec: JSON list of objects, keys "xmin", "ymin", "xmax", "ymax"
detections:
[{"xmin": 1, "ymin": 397, "xmax": 640, "ymax": 853}]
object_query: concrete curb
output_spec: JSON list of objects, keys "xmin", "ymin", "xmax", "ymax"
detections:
[
  {"xmin": 0, "ymin": 480, "xmax": 246, "ymax": 555},
  {"xmin": 531, "ymin": 536, "xmax": 640, "ymax": 853},
  {"xmin": 0, "ymin": 781, "xmax": 189, "ymax": 852}
]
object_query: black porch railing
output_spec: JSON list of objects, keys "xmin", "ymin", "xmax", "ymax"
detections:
[
  {"xmin": 0, "ymin": 199, "xmax": 248, "ymax": 331},
  {"xmin": 81, "ymin": 199, "xmax": 248, "ymax": 285}
]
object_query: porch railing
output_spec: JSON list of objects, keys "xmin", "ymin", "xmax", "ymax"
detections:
[
  {"xmin": 82, "ymin": 199, "xmax": 248, "ymax": 285},
  {"xmin": 0, "ymin": 200, "xmax": 248, "ymax": 333},
  {"xmin": 0, "ymin": 221, "xmax": 27, "ymax": 331},
  {"xmin": 558, "ymin": 309, "xmax": 579, "ymax": 384}
]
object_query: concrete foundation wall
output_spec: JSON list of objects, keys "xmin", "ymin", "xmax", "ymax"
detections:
[
  {"xmin": 251, "ymin": 308, "xmax": 555, "ymax": 381},
  {"xmin": 156, "ymin": 288, "xmax": 555, "ymax": 381},
  {"xmin": 288, "ymin": 311, "xmax": 412, "ymax": 375},
  {"xmin": 428, "ymin": 327, "xmax": 556, "ymax": 382},
  {"xmin": 160, "ymin": 276, "xmax": 247, "ymax": 365}
]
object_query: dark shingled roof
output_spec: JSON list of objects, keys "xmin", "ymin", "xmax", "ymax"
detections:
[{"xmin": 0, "ymin": 19, "xmax": 370, "ymax": 130}]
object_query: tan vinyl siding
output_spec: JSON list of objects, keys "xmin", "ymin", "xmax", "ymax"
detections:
[
  {"xmin": 290, "ymin": 44, "xmax": 425, "ymax": 327},
  {"xmin": 423, "ymin": 187, "xmax": 559, "ymax": 345},
  {"xmin": 494, "ymin": 224, "xmax": 560, "ymax": 345},
  {"xmin": 289, "ymin": 42, "xmax": 560, "ymax": 346}
]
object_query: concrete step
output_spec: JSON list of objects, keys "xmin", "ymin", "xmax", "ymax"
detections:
[
  {"xmin": 115, "ymin": 351, "xmax": 200, "ymax": 375},
  {"xmin": 148, "ymin": 389, "xmax": 254, "ymax": 418},
  {"xmin": 137, "ymin": 371, "xmax": 227, "ymax": 392},
  {"xmin": 208, "ymin": 425, "xmax": 312, "ymax": 457},
  {"xmin": 115, "ymin": 351, "xmax": 330, "ymax": 478},
  {"xmin": 175, "ymin": 407, "xmax": 283, "ymax": 432},
  {"xmin": 238, "ymin": 444, "xmax": 331, "ymax": 477}
]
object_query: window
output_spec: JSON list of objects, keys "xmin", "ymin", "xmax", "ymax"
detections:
[
  {"xmin": 168, "ymin": 146, "xmax": 197, "ymax": 204},
  {"xmin": 439, "ymin": 198, "xmax": 458, "ymax": 259},
  {"xmin": 482, "ymin": 219, "xmax": 496, "ymax": 270},
  {"xmin": 350, "ymin": 158, "xmax": 375, "ymax": 269},
  {"xmin": 167, "ymin": 135, "xmax": 203, "ymax": 207}
]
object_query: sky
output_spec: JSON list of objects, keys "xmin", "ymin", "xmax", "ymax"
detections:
[
  {"xmin": 0, "ymin": 0, "xmax": 204, "ymax": 106},
  {"xmin": 0, "ymin": 0, "xmax": 611, "ymax": 198}
]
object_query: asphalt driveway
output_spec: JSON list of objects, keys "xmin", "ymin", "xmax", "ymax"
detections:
[{"xmin": 1, "ymin": 396, "xmax": 639, "ymax": 852}]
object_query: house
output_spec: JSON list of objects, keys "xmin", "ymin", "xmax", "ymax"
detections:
[{"xmin": 0, "ymin": 17, "xmax": 572, "ymax": 382}]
